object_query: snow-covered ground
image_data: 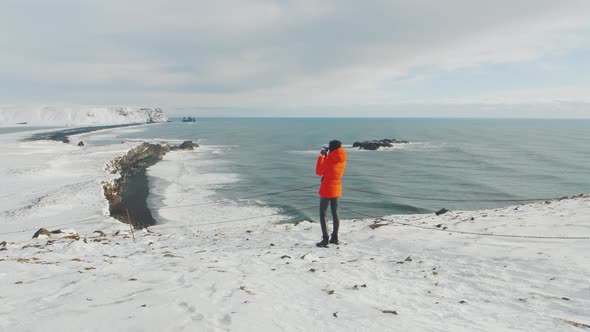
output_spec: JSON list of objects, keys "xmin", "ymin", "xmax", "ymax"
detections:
[
  {"xmin": 1, "ymin": 127, "xmax": 589, "ymax": 332},
  {"xmin": 0, "ymin": 105, "xmax": 167, "ymax": 126}
]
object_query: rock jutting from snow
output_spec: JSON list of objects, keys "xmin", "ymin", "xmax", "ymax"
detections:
[
  {"xmin": 32, "ymin": 228, "xmax": 51, "ymax": 239},
  {"xmin": 352, "ymin": 138, "xmax": 409, "ymax": 150},
  {"xmin": 78, "ymin": 141, "xmax": 85, "ymax": 147}
]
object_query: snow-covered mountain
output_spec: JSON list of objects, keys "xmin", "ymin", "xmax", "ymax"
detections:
[{"xmin": 0, "ymin": 105, "xmax": 168, "ymax": 126}]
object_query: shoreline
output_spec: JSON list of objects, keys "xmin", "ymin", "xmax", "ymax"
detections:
[{"xmin": 27, "ymin": 123, "xmax": 141, "ymax": 143}]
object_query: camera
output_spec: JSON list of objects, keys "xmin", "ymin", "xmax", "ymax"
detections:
[{"xmin": 321, "ymin": 146, "xmax": 329, "ymax": 156}]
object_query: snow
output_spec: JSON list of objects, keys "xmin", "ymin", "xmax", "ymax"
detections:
[
  {"xmin": 0, "ymin": 105, "xmax": 167, "ymax": 126},
  {"xmin": 1, "ymin": 127, "xmax": 589, "ymax": 332}
]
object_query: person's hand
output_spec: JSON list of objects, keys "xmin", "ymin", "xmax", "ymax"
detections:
[{"xmin": 321, "ymin": 148, "xmax": 328, "ymax": 157}]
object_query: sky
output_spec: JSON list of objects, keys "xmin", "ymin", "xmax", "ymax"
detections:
[{"xmin": 1, "ymin": 0, "xmax": 590, "ymax": 117}]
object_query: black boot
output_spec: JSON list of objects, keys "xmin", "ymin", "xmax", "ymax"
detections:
[
  {"xmin": 316, "ymin": 236, "xmax": 329, "ymax": 248},
  {"xmin": 329, "ymin": 234, "xmax": 339, "ymax": 245}
]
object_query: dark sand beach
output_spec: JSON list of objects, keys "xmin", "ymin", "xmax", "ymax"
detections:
[{"xmin": 27, "ymin": 123, "xmax": 138, "ymax": 143}]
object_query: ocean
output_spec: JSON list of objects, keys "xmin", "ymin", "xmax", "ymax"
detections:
[{"xmin": 82, "ymin": 118, "xmax": 590, "ymax": 225}]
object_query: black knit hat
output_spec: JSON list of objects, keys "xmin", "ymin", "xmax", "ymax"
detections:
[{"xmin": 328, "ymin": 140, "xmax": 342, "ymax": 151}]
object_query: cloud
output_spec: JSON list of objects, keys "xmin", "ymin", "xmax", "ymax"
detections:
[{"xmin": 1, "ymin": 0, "xmax": 590, "ymax": 114}]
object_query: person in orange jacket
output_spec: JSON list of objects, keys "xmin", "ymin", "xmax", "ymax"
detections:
[{"xmin": 315, "ymin": 140, "xmax": 347, "ymax": 247}]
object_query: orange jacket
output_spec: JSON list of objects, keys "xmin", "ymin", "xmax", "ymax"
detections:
[{"xmin": 316, "ymin": 147, "xmax": 347, "ymax": 198}]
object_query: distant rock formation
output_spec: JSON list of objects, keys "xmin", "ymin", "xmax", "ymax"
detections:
[
  {"xmin": 182, "ymin": 116, "xmax": 197, "ymax": 123},
  {"xmin": 103, "ymin": 141, "xmax": 198, "ymax": 227},
  {"xmin": 353, "ymin": 138, "xmax": 410, "ymax": 150},
  {"xmin": 78, "ymin": 141, "xmax": 85, "ymax": 147}
]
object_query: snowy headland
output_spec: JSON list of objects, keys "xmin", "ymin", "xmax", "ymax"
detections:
[
  {"xmin": 0, "ymin": 105, "xmax": 168, "ymax": 126},
  {"xmin": 1, "ymin": 126, "xmax": 589, "ymax": 332}
]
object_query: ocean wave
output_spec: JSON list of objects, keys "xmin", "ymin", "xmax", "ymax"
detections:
[{"xmin": 147, "ymin": 145, "xmax": 286, "ymax": 227}]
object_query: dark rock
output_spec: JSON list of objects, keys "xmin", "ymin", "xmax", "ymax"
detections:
[
  {"xmin": 370, "ymin": 223, "xmax": 389, "ymax": 229},
  {"xmin": 459, "ymin": 300, "xmax": 467, "ymax": 304},
  {"xmin": 560, "ymin": 319, "xmax": 590, "ymax": 329},
  {"xmin": 65, "ymin": 234, "xmax": 80, "ymax": 240},
  {"xmin": 32, "ymin": 228, "xmax": 51, "ymax": 239},
  {"xmin": 178, "ymin": 141, "xmax": 199, "ymax": 150},
  {"xmin": 0, "ymin": 241, "xmax": 6, "ymax": 247},
  {"xmin": 333, "ymin": 312, "xmax": 338, "ymax": 318},
  {"xmin": 435, "ymin": 224, "xmax": 442, "ymax": 228},
  {"xmin": 404, "ymin": 256, "xmax": 412, "ymax": 262},
  {"xmin": 435, "ymin": 208, "xmax": 450, "ymax": 216},
  {"xmin": 280, "ymin": 255, "xmax": 291, "ymax": 259},
  {"xmin": 353, "ymin": 138, "xmax": 409, "ymax": 150},
  {"xmin": 77, "ymin": 141, "xmax": 85, "ymax": 147},
  {"xmin": 381, "ymin": 310, "xmax": 398, "ymax": 315},
  {"xmin": 181, "ymin": 116, "xmax": 197, "ymax": 122}
]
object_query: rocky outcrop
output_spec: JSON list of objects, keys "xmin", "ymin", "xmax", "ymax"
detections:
[
  {"xmin": 182, "ymin": 116, "xmax": 197, "ymax": 123},
  {"xmin": 172, "ymin": 141, "xmax": 199, "ymax": 151},
  {"xmin": 32, "ymin": 228, "xmax": 79, "ymax": 239},
  {"xmin": 32, "ymin": 228, "xmax": 51, "ymax": 239},
  {"xmin": 103, "ymin": 141, "xmax": 197, "ymax": 227},
  {"xmin": 353, "ymin": 138, "xmax": 409, "ymax": 150}
]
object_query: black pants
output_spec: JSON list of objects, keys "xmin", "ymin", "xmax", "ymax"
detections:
[{"xmin": 319, "ymin": 197, "xmax": 339, "ymax": 238}]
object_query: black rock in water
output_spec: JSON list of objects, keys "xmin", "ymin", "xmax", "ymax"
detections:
[
  {"xmin": 179, "ymin": 141, "xmax": 199, "ymax": 150},
  {"xmin": 182, "ymin": 116, "xmax": 197, "ymax": 122},
  {"xmin": 435, "ymin": 208, "xmax": 450, "ymax": 216},
  {"xmin": 353, "ymin": 138, "xmax": 409, "ymax": 150}
]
